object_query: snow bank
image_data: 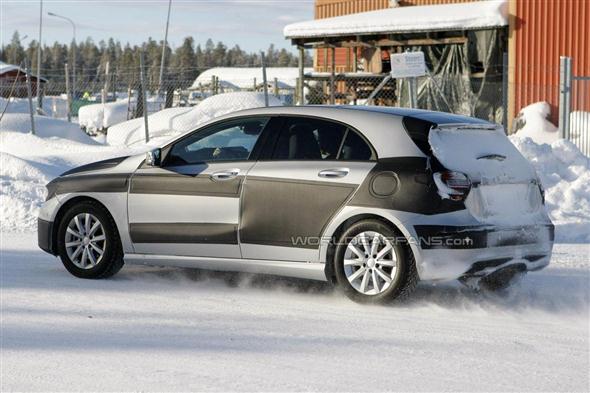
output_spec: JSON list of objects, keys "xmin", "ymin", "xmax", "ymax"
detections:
[
  {"xmin": 0, "ymin": 152, "xmax": 49, "ymax": 231},
  {"xmin": 78, "ymin": 98, "xmax": 164, "ymax": 132},
  {"xmin": 107, "ymin": 92, "xmax": 283, "ymax": 147},
  {"xmin": 0, "ymin": 113, "xmax": 96, "ymax": 144},
  {"xmin": 513, "ymin": 102, "xmax": 559, "ymax": 144},
  {"xmin": 78, "ymin": 100, "xmax": 130, "ymax": 132},
  {"xmin": 510, "ymin": 136, "xmax": 590, "ymax": 242},
  {"xmin": 284, "ymin": 0, "xmax": 507, "ymax": 38}
]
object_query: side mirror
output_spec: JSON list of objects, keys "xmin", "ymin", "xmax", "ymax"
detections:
[{"xmin": 145, "ymin": 148, "xmax": 161, "ymax": 167}]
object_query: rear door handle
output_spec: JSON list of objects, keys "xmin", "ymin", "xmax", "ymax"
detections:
[
  {"xmin": 318, "ymin": 168, "xmax": 349, "ymax": 178},
  {"xmin": 210, "ymin": 169, "xmax": 240, "ymax": 181}
]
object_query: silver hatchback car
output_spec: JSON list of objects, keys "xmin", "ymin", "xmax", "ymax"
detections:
[{"xmin": 38, "ymin": 106, "xmax": 554, "ymax": 303}]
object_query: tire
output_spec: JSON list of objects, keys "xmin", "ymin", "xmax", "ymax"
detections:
[
  {"xmin": 333, "ymin": 219, "xmax": 418, "ymax": 304},
  {"xmin": 56, "ymin": 200, "xmax": 124, "ymax": 279}
]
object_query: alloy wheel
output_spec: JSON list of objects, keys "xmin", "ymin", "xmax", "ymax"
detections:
[
  {"xmin": 64, "ymin": 213, "xmax": 106, "ymax": 269},
  {"xmin": 343, "ymin": 231, "xmax": 398, "ymax": 295}
]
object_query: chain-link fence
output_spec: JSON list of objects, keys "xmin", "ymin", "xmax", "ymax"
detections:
[
  {"xmin": 3, "ymin": 62, "xmax": 586, "ymax": 148},
  {"xmin": 301, "ymin": 72, "xmax": 505, "ymax": 125},
  {"xmin": 1, "ymin": 64, "xmax": 299, "ymax": 133},
  {"xmin": 38, "ymin": 65, "xmax": 299, "ymax": 107}
]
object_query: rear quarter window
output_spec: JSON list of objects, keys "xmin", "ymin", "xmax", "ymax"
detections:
[{"xmin": 402, "ymin": 116, "xmax": 435, "ymax": 156}]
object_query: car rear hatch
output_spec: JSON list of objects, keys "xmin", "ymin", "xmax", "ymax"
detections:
[{"xmin": 427, "ymin": 123, "xmax": 544, "ymax": 225}]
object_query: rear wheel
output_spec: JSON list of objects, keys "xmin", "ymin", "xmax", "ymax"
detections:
[
  {"xmin": 333, "ymin": 219, "xmax": 418, "ymax": 304},
  {"xmin": 56, "ymin": 200, "xmax": 124, "ymax": 279}
]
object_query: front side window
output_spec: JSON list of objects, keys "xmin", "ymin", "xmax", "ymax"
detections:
[
  {"xmin": 271, "ymin": 117, "xmax": 374, "ymax": 161},
  {"xmin": 166, "ymin": 117, "xmax": 268, "ymax": 165}
]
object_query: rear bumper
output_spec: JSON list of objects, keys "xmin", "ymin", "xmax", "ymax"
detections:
[
  {"xmin": 412, "ymin": 223, "xmax": 554, "ymax": 281},
  {"xmin": 38, "ymin": 218, "xmax": 56, "ymax": 255}
]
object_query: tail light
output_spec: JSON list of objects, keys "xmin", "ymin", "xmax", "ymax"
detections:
[{"xmin": 433, "ymin": 171, "xmax": 471, "ymax": 201}]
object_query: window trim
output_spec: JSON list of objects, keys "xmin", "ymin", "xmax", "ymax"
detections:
[
  {"xmin": 161, "ymin": 115, "xmax": 273, "ymax": 167},
  {"xmin": 258, "ymin": 114, "xmax": 377, "ymax": 162}
]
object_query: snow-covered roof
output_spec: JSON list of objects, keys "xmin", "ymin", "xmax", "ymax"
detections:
[
  {"xmin": 0, "ymin": 61, "xmax": 48, "ymax": 82},
  {"xmin": 284, "ymin": 0, "xmax": 508, "ymax": 39},
  {"xmin": 192, "ymin": 67, "xmax": 313, "ymax": 90},
  {"xmin": 0, "ymin": 61, "xmax": 23, "ymax": 75}
]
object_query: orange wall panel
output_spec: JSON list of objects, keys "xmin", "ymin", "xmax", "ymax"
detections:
[
  {"xmin": 513, "ymin": 0, "xmax": 590, "ymax": 123},
  {"xmin": 398, "ymin": 0, "xmax": 472, "ymax": 4},
  {"xmin": 315, "ymin": 0, "xmax": 389, "ymax": 19},
  {"xmin": 315, "ymin": 0, "xmax": 390, "ymax": 71}
]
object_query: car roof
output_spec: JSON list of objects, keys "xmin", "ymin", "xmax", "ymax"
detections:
[
  {"xmin": 186, "ymin": 105, "xmax": 495, "ymax": 159},
  {"xmin": 230, "ymin": 105, "xmax": 493, "ymax": 126}
]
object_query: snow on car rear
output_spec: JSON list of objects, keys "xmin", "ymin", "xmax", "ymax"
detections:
[{"xmin": 408, "ymin": 120, "xmax": 554, "ymax": 286}]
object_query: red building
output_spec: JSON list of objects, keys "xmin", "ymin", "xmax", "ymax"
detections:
[{"xmin": 0, "ymin": 61, "xmax": 47, "ymax": 98}]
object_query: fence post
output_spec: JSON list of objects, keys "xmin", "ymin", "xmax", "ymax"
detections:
[
  {"xmin": 126, "ymin": 85, "xmax": 132, "ymax": 120},
  {"xmin": 298, "ymin": 46, "xmax": 305, "ymax": 105},
  {"xmin": 502, "ymin": 52, "xmax": 508, "ymax": 132},
  {"xmin": 273, "ymin": 77, "xmax": 279, "ymax": 97},
  {"xmin": 24, "ymin": 59, "xmax": 36, "ymax": 135},
  {"xmin": 65, "ymin": 62, "xmax": 71, "ymax": 122},
  {"xmin": 103, "ymin": 61, "xmax": 110, "ymax": 103},
  {"xmin": 211, "ymin": 75, "xmax": 217, "ymax": 96},
  {"xmin": 253, "ymin": 77, "xmax": 257, "ymax": 91},
  {"xmin": 408, "ymin": 77, "xmax": 417, "ymax": 108},
  {"xmin": 139, "ymin": 51, "xmax": 150, "ymax": 143},
  {"xmin": 260, "ymin": 51, "xmax": 269, "ymax": 107},
  {"xmin": 330, "ymin": 46, "xmax": 336, "ymax": 105},
  {"xmin": 559, "ymin": 56, "xmax": 572, "ymax": 139},
  {"xmin": 112, "ymin": 71, "xmax": 117, "ymax": 103}
]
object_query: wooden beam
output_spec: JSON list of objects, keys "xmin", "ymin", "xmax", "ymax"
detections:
[
  {"xmin": 298, "ymin": 46, "xmax": 305, "ymax": 105},
  {"xmin": 312, "ymin": 36, "xmax": 468, "ymax": 49},
  {"xmin": 376, "ymin": 37, "xmax": 467, "ymax": 46}
]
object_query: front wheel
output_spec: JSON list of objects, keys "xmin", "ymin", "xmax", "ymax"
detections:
[
  {"xmin": 333, "ymin": 219, "xmax": 418, "ymax": 304},
  {"xmin": 56, "ymin": 200, "xmax": 124, "ymax": 279}
]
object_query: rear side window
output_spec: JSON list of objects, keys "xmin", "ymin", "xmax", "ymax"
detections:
[
  {"xmin": 340, "ymin": 131, "xmax": 373, "ymax": 161},
  {"xmin": 271, "ymin": 117, "xmax": 374, "ymax": 161}
]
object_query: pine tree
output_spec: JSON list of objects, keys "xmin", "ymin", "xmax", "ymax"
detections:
[
  {"xmin": 3, "ymin": 29, "xmax": 311, "ymax": 87},
  {"xmin": 3, "ymin": 31, "xmax": 26, "ymax": 65}
]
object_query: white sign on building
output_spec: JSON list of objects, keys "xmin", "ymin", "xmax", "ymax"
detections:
[{"xmin": 390, "ymin": 51, "xmax": 427, "ymax": 78}]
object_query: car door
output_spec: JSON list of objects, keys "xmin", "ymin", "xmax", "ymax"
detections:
[
  {"xmin": 128, "ymin": 116, "xmax": 271, "ymax": 258},
  {"xmin": 239, "ymin": 115, "xmax": 377, "ymax": 262}
]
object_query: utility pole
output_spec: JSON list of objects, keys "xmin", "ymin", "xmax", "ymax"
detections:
[
  {"xmin": 158, "ymin": 0, "xmax": 172, "ymax": 99},
  {"xmin": 48, "ymin": 12, "xmax": 76, "ymax": 100},
  {"xmin": 140, "ymin": 51, "xmax": 150, "ymax": 143},
  {"xmin": 24, "ymin": 59, "xmax": 36, "ymax": 135},
  {"xmin": 65, "ymin": 62, "xmax": 71, "ymax": 122},
  {"xmin": 36, "ymin": 0, "xmax": 43, "ymax": 113}
]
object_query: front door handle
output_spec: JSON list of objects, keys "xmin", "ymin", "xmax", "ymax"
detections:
[
  {"xmin": 210, "ymin": 169, "xmax": 240, "ymax": 181},
  {"xmin": 318, "ymin": 168, "xmax": 349, "ymax": 178}
]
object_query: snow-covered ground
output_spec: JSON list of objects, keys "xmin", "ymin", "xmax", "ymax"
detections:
[
  {"xmin": 0, "ymin": 96, "xmax": 70, "ymax": 119},
  {"xmin": 1, "ymin": 233, "xmax": 588, "ymax": 391}
]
